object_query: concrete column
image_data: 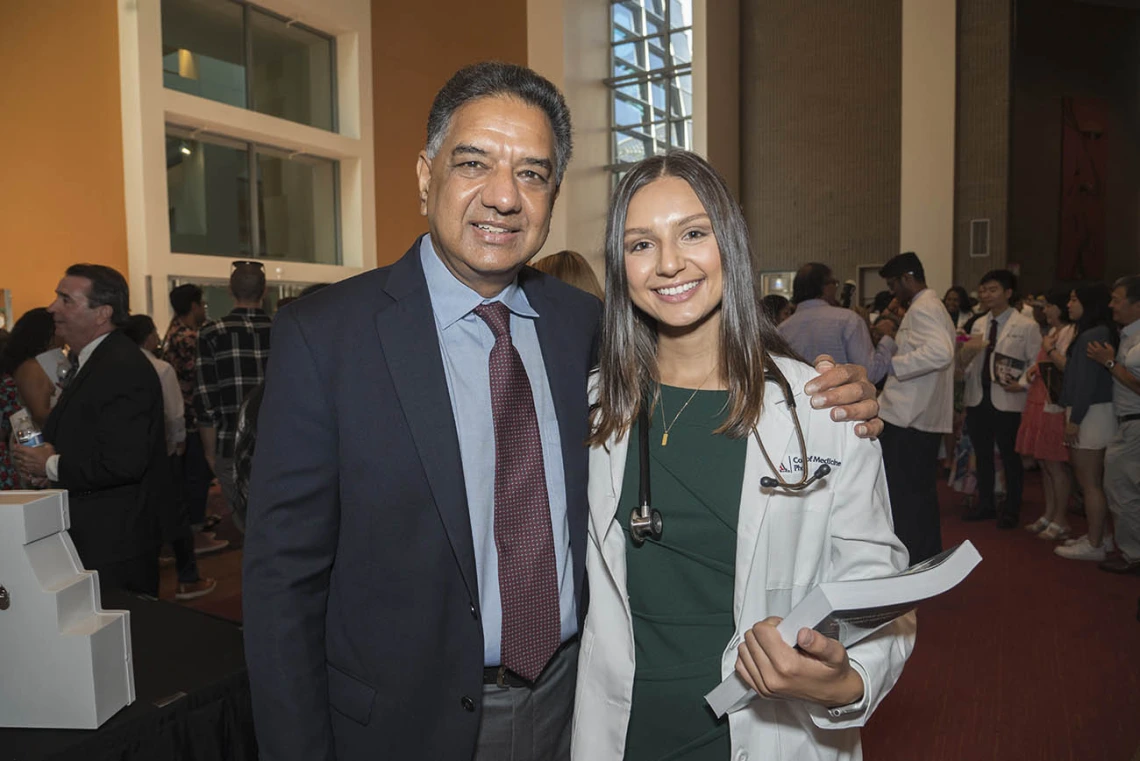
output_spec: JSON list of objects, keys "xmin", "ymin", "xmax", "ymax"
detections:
[{"xmin": 899, "ymin": 0, "xmax": 956, "ymax": 294}]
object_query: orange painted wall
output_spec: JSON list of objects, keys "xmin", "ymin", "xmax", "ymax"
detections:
[
  {"xmin": 0, "ymin": 0, "xmax": 128, "ymax": 322},
  {"xmin": 371, "ymin": 1, "xmax": 529, "ymax": 266}
]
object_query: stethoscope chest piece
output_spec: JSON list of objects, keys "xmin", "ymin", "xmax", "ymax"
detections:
[{"xmin": 629, "ymin": 505, "xmax": 663, "ymax": 546}]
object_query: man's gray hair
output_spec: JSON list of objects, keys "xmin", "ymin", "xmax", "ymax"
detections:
[
  {"xmin": 425, "ymin": 62, "xmax": 573, "ymax": 185},
  {"xmin": 1114, "ymin": 274, "xmax": 1140, "ymax": 304}
]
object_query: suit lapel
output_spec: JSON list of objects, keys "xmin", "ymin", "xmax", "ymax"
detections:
[
  {"xmin": 374, "ymin": 244, "xmax": 479, "ymax": 605},
  {"xmin": 46, "ymin": 332, "xmax": 117, "ymax": 440}
]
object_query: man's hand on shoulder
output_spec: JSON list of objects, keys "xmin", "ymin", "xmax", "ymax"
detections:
[{"xmin": 807, "ymin": 356, "xmax": 882, "ymax": 439}]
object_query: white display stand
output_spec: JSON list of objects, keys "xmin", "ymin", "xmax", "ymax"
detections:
[{"xmin": 0, "ymin": 490, "xmax": 135, "ymax": 729}]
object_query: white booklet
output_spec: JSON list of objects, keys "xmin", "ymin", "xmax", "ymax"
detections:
[{"xmin": 705, "ymin": 540, "xmax": 982, "ymax": 717}]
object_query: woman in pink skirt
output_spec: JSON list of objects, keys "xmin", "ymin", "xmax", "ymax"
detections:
[{"xmin": 1017, "ymin": 289, "xmax": 1075, "ymax": 540}]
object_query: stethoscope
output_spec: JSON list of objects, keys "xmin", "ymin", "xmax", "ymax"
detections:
[{"xmin": 629, "ymin": 359, "xmax": 832, "ymax": 546}]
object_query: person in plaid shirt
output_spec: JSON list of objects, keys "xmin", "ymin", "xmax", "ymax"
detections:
[
  {"xmin": 166, "ymin": 285, "xmax": 229, "ymax": 553},
  {"xmin": 196, "ymin": 262, "xmax": 272, "ymax": 528}
]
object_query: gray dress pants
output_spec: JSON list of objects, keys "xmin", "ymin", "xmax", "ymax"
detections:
[{"xmin": 473, "ymin": 640, "xmax": 578, "ymax": 761}]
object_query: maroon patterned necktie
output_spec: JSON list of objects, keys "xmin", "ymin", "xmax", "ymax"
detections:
[{"xmin": 473, "ymin": 302, "xmax": 560, "ymax": 682}]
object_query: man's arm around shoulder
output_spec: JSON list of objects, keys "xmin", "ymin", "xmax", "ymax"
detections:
[{"xmin": 243, "ymin": 308, "xmax": 341, "ymax": 760}]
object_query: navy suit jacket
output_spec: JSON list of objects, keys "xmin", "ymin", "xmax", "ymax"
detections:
[{"xmin": 243, "ymin": 239, "xmax": 601, "ymax": 761}]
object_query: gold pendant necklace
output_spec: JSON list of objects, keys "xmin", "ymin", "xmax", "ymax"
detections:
[{"xmin": 658, "ymin": 367, "xmax": 716, "ymax": 447}]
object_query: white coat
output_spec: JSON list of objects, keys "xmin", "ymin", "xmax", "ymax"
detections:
[
  {"xmin": 571, "ymin": 358, "xmax": 916, "ymax": 761},
  {"xmin": 878, "ymin": 288, "xmax": 957, "ymax": 434},
  {"xmin": 963, "ymin": 309, "xmax": 1043, "ymax": 413}
]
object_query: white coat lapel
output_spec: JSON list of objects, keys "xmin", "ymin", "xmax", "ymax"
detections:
[
  {"xmin": 734, "ymin": 381, "xmax": 797, "ymax": 619},
  {"xmin": 585, "ymin": 431, "xmax": 632, "ymax": 600},
  {"xmin": 602, "ymin": 432, "xmax": 630, "ymax": 546}
]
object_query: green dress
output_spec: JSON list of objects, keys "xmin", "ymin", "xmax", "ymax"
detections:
[{"xmin": 621, "ymin": 386, "xmax": 748, "ymax": 761}]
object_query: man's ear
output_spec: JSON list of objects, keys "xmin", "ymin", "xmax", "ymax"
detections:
[
  {"xmin": 95, "ymin": 304, "xmax": 113, "ymax": 328},
  {"xmin": 416, "ymin": 151, "xmax": 433, "ymax": 217}
]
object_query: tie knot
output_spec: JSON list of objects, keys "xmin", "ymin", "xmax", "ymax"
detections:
[{"xmin": 474, "ymin": 301, "xmax": 512, "ymax": 339}]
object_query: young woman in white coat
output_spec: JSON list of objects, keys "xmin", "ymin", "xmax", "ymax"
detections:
[{"xmin": 571, "ymin": 151, "xmax": 915, "ymax": 761}]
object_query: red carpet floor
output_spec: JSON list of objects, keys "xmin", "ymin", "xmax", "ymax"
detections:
[
  {"xmin": 862, "ymin": 473, "xmax": 1140, "ymax": 761},
  {"xmin": 188, "ymin": 472, "xmax": 1140, "ymax": 759}
]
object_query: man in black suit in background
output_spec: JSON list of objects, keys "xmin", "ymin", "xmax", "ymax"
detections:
[
  {"xmin": 243, "ymin": 62, "xmax": 883, "ymax": 761},
  {"xmin": 13, "ymin": 264, "xmax": 166, "ymax": 596}
]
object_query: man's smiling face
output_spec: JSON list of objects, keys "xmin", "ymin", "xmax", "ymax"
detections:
[{"xmin": 416, "ymin": 95, "xmax": 559, "ymax": 297}]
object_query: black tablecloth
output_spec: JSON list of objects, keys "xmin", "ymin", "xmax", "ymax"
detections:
[{"xmin": 0, "ymin": 589, "xmax": 257, "ymax": 761}]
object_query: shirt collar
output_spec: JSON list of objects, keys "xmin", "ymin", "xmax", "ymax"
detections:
[
  {"xmin": 419, "ymin": 235, "xmax": 539, "ymax": 330},
  {"xmin": 991, "ymin": 307, "xmax": 1014, "ymax": 326},
  {"xmin": 795, "ymin": 298, "xmax": 829, "ymax": 310},
  {"xmin": 1121, "ymin": 319, "xmax": 1140, "ymax": 340},
  {"xmin": 77, "ymin": 332, "xmax": 111, "ymax": 371}
]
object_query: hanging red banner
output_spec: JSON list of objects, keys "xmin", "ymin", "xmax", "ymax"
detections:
[{"xmin": 1056, "ymin": 96, "xmax": 1108, "ymax": 282}]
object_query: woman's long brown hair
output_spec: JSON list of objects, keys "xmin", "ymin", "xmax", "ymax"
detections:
[{"xmin": 588, "ymin": 150, "xmax": 795, "ymax": 446}]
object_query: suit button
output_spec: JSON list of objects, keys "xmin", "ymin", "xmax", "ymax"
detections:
[
  {"xmin": 461, "ymin": 696, "xmax": 475, "ymax": 712},
  {"xmin": 469, "ymin": 603, "xmax": 478, "ymax": 620}
]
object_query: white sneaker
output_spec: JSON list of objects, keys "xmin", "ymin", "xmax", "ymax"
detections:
[
  {"xmin": 1062, "ymin": 533, "xmax": 1115, "ymax": 551},
  {"xmin": 1054, "ymin": 536, "xmax": 1107, "ymax": 561}
]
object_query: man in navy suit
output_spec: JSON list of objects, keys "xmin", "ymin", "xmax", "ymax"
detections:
[{"xmin": 242, "ymin": 62, "xmax": 882, "ymax": 761}]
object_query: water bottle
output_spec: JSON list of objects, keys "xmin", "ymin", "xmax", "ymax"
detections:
[{"xmin": 16, "ymin": 420, "xmax": 45, "ymax": 448}]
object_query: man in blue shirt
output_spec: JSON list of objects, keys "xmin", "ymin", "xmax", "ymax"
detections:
[{"xmin": 779, "ymin": 262, "xmax": 892, "ymax": 383}]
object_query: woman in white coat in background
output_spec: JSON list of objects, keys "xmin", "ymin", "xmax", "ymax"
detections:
[{"xmin": 571, "ymin": 151, "xmax": 915, "ymax": 761}]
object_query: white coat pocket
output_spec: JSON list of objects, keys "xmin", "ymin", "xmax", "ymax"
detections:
[{"xmin": 763, "ymin": 495, "xmax": 834, "ymax": 590}]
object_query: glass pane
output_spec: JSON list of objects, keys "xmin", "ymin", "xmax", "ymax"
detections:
[
  {"xmin": 669, "ymin": 73, "xmax": 692, "ymax": 119},
  {"xmin": 249, "ymin": 9, "xmax": 335, "ymax": 131},
  {"xmin": 614, "ymin": 129, "xmax": 654, "ymax": 165},
  {"xmin": 613, "ymin": 90, "xmax": 650, "ymax": 128},
  {"xmin": 612, "ymin": 41, "xmax": 646, "ymax": 78},
  {"xmin": 612, "ymin": 1, "xmax": 640, "ymax": 38},
  {"xmin": 256, "ymin": 151, "xmax": 339, "ymax": 264},
  {"xmin": 671, "ymin": 29, "xmax": 692, "ymax": 65},
  {"xmin": 652, "ymin": 79, "xmax": 668, "ymax": 112},
  {"xmin": 161, "ymin": 0, "xmax": 245, "ymax": 108},
  {"xmin": 646, "ymin": 35, "xmax": 668, "ymax": 71},
  {"xmin": 671, "ymin": 0, "xmax": 693, "ymax": 28},
  {"xmin": 167, "ymin": 134, "xmax": 252, "ymax": 256}
]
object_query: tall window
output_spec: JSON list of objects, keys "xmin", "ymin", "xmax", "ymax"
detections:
[
  {"xmin": 608, "ymin": 0, "xmax": 693, "ymax": 176},
  {"xmin": 159, "ymin": 0, "xmax": 342, "ymax": 265}
]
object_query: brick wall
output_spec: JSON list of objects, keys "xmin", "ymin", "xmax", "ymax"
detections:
[
  {"xmin": 954, "ymin": 0, "xmax": 1011, "ymax": 294},
  {"xmin": 739, "ymin": 0, "xmax": 902, "ymax": 289}
]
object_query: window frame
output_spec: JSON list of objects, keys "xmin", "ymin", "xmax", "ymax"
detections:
[
  {"xmin": 162, "ymin": 0, "xmax": 339, "ymax": 133},
  {"xmin": 606, "ymin": 0, "xmax": 694, "ymax": 175},
  {"xmin": 165, "ymin": 123, "xmax": 343, "ymax": 264}
]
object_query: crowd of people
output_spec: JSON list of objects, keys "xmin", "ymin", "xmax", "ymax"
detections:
[
  {"xmin": 761, "ymin": 260, "xmax": 1140, "ymax": 575},
  {"xmin": 0, "ymin": 261, "xmax": 283, "ymax": 601},
  {"xmin": 0, "ymin": 59, "xmax": 1137, "ymax": 761}
]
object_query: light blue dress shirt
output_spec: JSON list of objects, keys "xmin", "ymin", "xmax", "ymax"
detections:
[
  {"xmin": 778, "ymin": 299, "xmax": 892, "ymax": 383},
  {"xmin": 420, "ymin": 237, "xmax": 576, "ymax": 667}
]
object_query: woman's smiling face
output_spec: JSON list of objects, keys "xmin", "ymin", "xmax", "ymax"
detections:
[{"xmin": 622, "ymin": 176, "xmax": 723, "ymax": 334}]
